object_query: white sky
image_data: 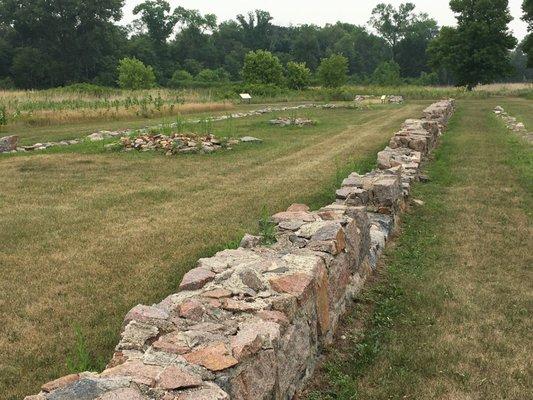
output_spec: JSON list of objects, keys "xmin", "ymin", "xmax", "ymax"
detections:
[{"xmin": 122, "ymin": 0, "xmax": 529, "ymax": 40}]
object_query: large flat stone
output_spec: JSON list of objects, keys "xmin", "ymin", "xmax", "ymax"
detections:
[
  {"xmin": 183, "ymin": 342, "xmax": 238, "ymax": 371},
  {"xmin": 96, "ymin": 388, "xmax": 147, "ymax": 400},
  {"xmin": 100, "ymin": 360, "xmax": 162, "ymax": 386},
  {"xmin": 156, "ymin": 365, "xmax": 203, "ymax": 390},
  {"xmin": 42, "ymin": 374, "xmax": 80, "ymax": 392},
  {"xmin": 179, "ymin": 268, "xmax": 216, "ymax": 291},
  {"xmin": 269, "ymin": 273, "xmax": 314, "ymax": 302}
]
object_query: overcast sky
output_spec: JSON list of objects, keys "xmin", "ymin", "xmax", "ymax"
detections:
[{"xmin": 122, "ymin": 0, "xmax": 529, "ymax": 41}]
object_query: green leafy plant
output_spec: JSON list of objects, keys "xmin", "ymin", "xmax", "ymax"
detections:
[
  {"xmin": 117, "ymin": 57, "xmax": 156, "ymax": 90},
  {"xmin": 66, "ymin": 325, "xmax": 94, "ymax": 373},
  {"xmin": 318, "ymin": 54, "xmax": 349, "ymax": 88},
  {"xmin": 286, "ymin": 61, "xmax": 311, "ymax": 90},
  {"xmin": 259, "ymin": 206, "xmax": 277, "ymax": 245},
  {"xmin": 242, "ymin": 50, "xmax": 284, "ymax": 86},
  {"xmin": 0, "ymin": 105, "xmax": 7, "ymax": 127}
]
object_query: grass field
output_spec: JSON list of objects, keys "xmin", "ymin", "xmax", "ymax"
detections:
[
  {"xmin": 0, "ymin": 102, "xmax": 427, "ymax": 399},
  {"xmin": 1, "ymin": 83, "xmax": 531, "ymax": 135},
  {"xmin": 305, "ymin": 98, "xmax": 532, "ymax": 400}
]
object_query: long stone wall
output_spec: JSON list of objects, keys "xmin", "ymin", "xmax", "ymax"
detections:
[{"xmin": 26, "ymin": 99, "xmax": 455, "ymax": 400}]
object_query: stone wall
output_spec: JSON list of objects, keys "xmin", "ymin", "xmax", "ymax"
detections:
[
  {"xmin": 26, "ymin": 99, "xmax": 455, "ymax": 400},
  {"xmin": 493, "ymin": 106, "xmax": 533, "ymax": 143}
]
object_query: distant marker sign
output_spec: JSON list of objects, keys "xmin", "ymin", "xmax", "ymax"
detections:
[{"xmin": 239, "ymin": 93, "xmax": 252, "ymax": 103}]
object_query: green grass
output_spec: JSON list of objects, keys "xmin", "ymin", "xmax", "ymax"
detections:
[
  {"xmin": 305, "ymin": 99, "xmax": 532, "ymax": 400},
  {"xmin": 0, "ymin": 102, "xmax": 426, "ymax": 399}
]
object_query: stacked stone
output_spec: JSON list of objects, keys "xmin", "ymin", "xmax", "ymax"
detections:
[
  {"xmin": 28, "ymin": 99, "xmax": 455, "ymax": 400},
  {"xmin": 493, "ymin": 106, "xmax": 533, "ymax": 143}
]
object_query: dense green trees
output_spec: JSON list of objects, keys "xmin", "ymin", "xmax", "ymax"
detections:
[
  {"xmin": 429, "ymin": 0, "xmax": 517, "ymax": 89},
  {"xmin": 369, "ymin": 2, "xmax": 438, "ymax": 77},
  {"xmin": 0, "ymin": 0, "xmax": 126, "ymax": 88},
  {"xmin": 0, "ymin": 0, "xmax": 528, "ymax": 89}
]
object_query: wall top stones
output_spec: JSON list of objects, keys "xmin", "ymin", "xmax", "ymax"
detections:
[{"xmin": 27, "ymin": 99, "xmax": 455, "ymax": 400}]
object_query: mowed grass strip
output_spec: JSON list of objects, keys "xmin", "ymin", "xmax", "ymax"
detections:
[
  {"xmin": 0, "ymin": 103, "xmax": 424, "ymax": 399},
  {"xmin": 305, "ymin": 99, "xmax": 532, "ymax": 400}
]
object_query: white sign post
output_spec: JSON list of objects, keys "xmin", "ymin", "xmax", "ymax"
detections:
[{"xmin": 239, "ymin": 93, "xmax": 252, "ymax": 104}]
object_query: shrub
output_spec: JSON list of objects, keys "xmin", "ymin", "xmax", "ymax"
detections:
[
  {"xmin": 318, "ymin": 54, "xmax": 348, "ymax": 88},
  {"xmin": 286, "ymin": 61, "xmax": 311, "ymax": 90},
  {"xmin": 196, "ymin": 69, "xmax": 221, "ymax": 83},
  {"xmin": 184, "ymin": 59, "xmax": 203, "ymax": 76},
  {"xmin": 169, "ymin": 69, "xmax": 194, "ymax": 88},
  {"xmin": 415, "ymin": 71, "xmax": 440, "ymax": 86},
  {"xmin": 0, "ymin": 77, "xmax": 15, "ymax": 90},
  {"xmin": 371, "ymin": 61, "xmax": 403, "ymax": 86},
  {"xmin": 242, "ymin": 50, "xmax": 284, "ymax": 86},
  {"xmin": 117, "ymin": 57, "xmax": 156, "ymax": 90}
]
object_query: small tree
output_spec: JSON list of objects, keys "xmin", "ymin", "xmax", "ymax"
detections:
[
  {"xmin": 428, "ymin": 0, "xmax": 517, "ymax": 90},
  {"xmin": 286, "ymin": 61, "xmax": 311, "ymax": 90},
  {"xmin": 169, "ymin": 69, "xmax": 193, "ymax": 87},
  {"xmin": 372, "ymin": 61, "xmax": 403, "ymax": 85},
  {"xmin": 242, "ymin": 50, "xmax": 284, "ymax": 86},
  {"xmin": 117, "ymin": 57, "xmax": 156, "ymax": 90},
  {"xmin": 318, "ymin": 54, "xmax": 348, "ymax": 88}
]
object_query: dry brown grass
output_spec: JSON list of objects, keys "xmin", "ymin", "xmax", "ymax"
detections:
[
  {"xmin": 0, "ymin": 87, "xmax": 235, "ymax": 127},
  {"xmin": 19, "ymin": 102, "xmax": 234, "ymax": 126},
  {"xmin": 0, "ymin": 103, "xmax": 425, "ymax": 399}
]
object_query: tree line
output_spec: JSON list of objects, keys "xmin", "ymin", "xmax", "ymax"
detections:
[{"xmin": 0, "ymin": 0, "xmax": 531, "ymax": 90}]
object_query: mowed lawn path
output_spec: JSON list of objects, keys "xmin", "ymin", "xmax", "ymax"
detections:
[
  {"xmin": 0, "ymin": 103, "xmax": 424, "ymax": 399},
  {"xmin": 306, "ymin": 99, "xmax": 532, "ymax": 400}
]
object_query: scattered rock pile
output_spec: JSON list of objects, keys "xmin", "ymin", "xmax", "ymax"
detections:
[
  {"xmin": 383, "ymin": 95, "xmax": 404, "ymax": 104},
  {"xmin": 30, "ymin": 99, "xmax": 455, "ymax": 400},
  {"xmin": 0, "ymin": 135, "xmax": 83, "ymax": 153},
  {"xmin": 269, "ymin": 117, "xmax": 317, "ymax": 127},
  {"xmin": 117, "ymin": 133, "xmax": 236, "ymax": 155},
  {"xmin": 354, "ymin": 95, "xmax": 404, "ymax": 104},
  {"xmin": 493, "ymin": 106, "xmax": 533, "ymax": 143}
]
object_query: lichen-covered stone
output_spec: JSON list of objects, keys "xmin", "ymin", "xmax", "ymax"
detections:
[
  {"xmin": 180, "ymin": 268, "xmax": 216, "ymax": 291},
  {"xmin": 183, "ymin": 342, "xmax": 238, "ymax": 371}
]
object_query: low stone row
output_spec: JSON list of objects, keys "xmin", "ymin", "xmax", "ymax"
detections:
[
  {"xmin": 0, "ymin": 100, "xmax": 382, "ymax": 154},
  {"xmin": 27, "ymin": 99, "xmax": 455, "ymax": 400},
  {"xmin": 493, "ymin": 106, "xmax": 533, "ymax": 143}
]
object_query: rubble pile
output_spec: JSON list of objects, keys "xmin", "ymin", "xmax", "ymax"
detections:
[
  {"xmin": 117, "ymin": 133, "xmax": 237, "ymax": 155},
  {"xmin": 29, "ymin": 99, "xmax": 456, "ymax": 400}
]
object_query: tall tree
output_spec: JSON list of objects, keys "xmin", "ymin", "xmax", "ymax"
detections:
[
  {"xmin": 369, "ymin": 2, "xmax": 416, "ymax": 60},
  {"xmin": 133, "ymin": 0, "xmax": 178, "ymax": 46},
  {"xmin": 0, "ymin": 0, "xmax": 125, "ymax": 88},
  {"xmin": 524, "ymin": 0, "xmax": 533, "ymax": 66},
  {"xmin": 428, "ymin": 0, "xmax": 517, "ymax": 89},
  {"xmin": 236, "ymin": 10, "xmax": 273, "ymax": 50},
  {"xmin": 369, "ymin": 2, "xmax": 438, "ymax": 77}
]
